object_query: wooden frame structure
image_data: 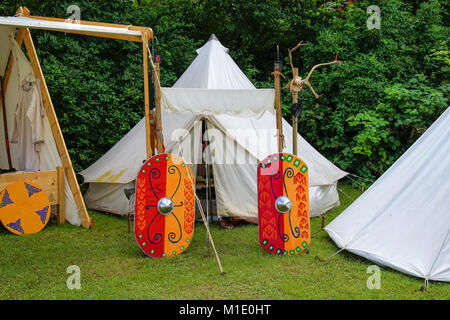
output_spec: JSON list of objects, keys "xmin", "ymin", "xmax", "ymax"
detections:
[{"xmin": 1, "ymin": 7, "xmax": 157, "ymax": 228}]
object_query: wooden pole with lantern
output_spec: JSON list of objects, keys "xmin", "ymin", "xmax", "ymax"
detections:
[
  {"xmin": 271, "ymin": 45, "xmax": 285, "ymax": 153},
  {"xmin": 152, "ymin": 37, "xmax": 163, "ymax": 155}
]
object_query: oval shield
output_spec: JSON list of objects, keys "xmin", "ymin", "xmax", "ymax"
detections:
[
  {"xmin": 134, "ymin": 154, "xmax": 195, "ymax": 257},
  {"xmin": 257, "ymin": 153, "xmax": 310, "ymax": 255}
]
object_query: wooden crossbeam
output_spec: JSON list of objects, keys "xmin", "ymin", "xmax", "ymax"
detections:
[{"xmin": 14, "ymin": 6, "xmax": 153, "ymax": 43}]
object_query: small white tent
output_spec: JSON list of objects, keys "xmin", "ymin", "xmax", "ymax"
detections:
[
  {"xmin": 325, "ymin": 107, "xmax": 450, "ymax": 282},
  {"xmin": 80, "ymin": 35, "xmax": 347, "ymax": 221}
]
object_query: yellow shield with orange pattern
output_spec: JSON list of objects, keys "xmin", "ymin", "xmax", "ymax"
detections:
[{"xmin": 0, "ymin": 181, "xmax": 51, "ymax": 235}]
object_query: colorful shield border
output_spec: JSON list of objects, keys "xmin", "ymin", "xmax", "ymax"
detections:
[
  {"xmin": 134, "ymin": 154, "xmax": 195, "ymax": 258},
  {"xmin": 0, "ymin": 181, "xmax": 51, "ymax": 235},
  {"xmin": 257, "ymin": 153, "xmax": 310, "ymax": 255}
]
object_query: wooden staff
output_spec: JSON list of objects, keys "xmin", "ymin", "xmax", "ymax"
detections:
[
  {"xmin": 143, "ymin": 33, "xmax": 152, "ymax": 159},
  {"xmin": 285, "ymin": 41, "xmax": 342, "ymax": 154},
  {"xmin": 273, "ymin": 71, "xmax": 283, "ymax": 152},
  {"xmin": 272, "ymin": 45, "xmax": 285, "ymax": 153},
  {"xmin": 291, "ymin": 97, "xmax": 305, "ymax": 155},
  {"xmin": 0, "ymin": 76, "xmax": 13, "ymax": 170},
  {"xmin": 287, "ymin": 42, "xmax": 305, "ymax": 155}
]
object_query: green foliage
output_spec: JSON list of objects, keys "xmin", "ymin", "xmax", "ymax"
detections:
[{"xmin": 1, "ymin": 0, "xmax": 448, "ymax": 178}]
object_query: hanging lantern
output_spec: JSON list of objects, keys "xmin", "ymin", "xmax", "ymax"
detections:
[
  {"xmin": 152, "ymin": 36, "xmax": 161, "ymax": 63},
  {"xmin": 274, "ymin": 45, "xmax": 282, "ymax": 72}
]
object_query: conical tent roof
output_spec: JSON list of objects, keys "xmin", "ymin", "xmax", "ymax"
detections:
[
  {"xmin": 325, "ymin": 107, "xmax": 450, "ymax": 282},
  {"xmin": 173, "ymin": 33, "xmax": 254, "ymax": 89},
  {"xmin": 80, "ymin": 35, "xmax": 347, "ymax": 219}
]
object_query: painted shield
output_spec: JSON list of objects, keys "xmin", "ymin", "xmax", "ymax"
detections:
[
  {"xmin": 134, "ymin": 154, "xmax": 195, "ymax": 257},
  {"xmin": 258, "ymin": 153, "xmax": 310, "ymax": 255},
  {"xmin": 0, "ymin": 181, "xmax": 51, "ymax": 235}
]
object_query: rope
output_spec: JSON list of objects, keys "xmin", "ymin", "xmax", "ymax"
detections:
[
  {"xmin": 346, "ymin": 175, "xmax": 366, "ymax": 190},
  {"xmin": 338, "ymin": 187, "xmax": 359, "ymax": 202},
  {"xmin": 347, "ymin": 173, "xmax": 375, "ymax": 184},
  {"xmin": 141, "ymin": 35, "xmax": 225, "ymax": 274},
  {"xmin": 314, "ymin": 247, "xmax": 345, "ymax": 263},
  {"xmin": 328, "ymin": 247, "xmax": 345, "ymax": 259}
]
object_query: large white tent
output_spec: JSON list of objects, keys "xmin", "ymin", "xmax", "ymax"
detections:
[
  {"xmin": 80, "ymin": 35, "xmax": 347, "ymax": 220},
  {"xmin": 325, "ymin": 107, "xmax": 450, "ymax": 282}
]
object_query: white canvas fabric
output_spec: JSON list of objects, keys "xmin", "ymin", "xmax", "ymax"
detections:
[
  {"xmin": 325, "ymin": 107, "xmax": 450, "ymax": 282},
  {"xmin": 0, "ymin": 16, "xmax": 142, "ymax": 38},
  {"xmin": 80, "ymin": 35, "xmax": 347, "ymax": 219},
  {"xmin": 161, "ymin": 87, "xmax": 275, "ymax": 117},
  {"xmin": 0, "ymin": 27, "xmax": 81, "ymax": 225}
]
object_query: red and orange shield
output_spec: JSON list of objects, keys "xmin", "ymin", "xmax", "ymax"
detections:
[
  {"xmin": 258, "ymin": 153, "xmax": 310, "ymax": 255},
  {"xmin": 134, "ymin": 154, "xmax": 195, "ymax": 257}
]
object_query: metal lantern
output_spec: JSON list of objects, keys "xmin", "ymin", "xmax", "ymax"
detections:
[
  {"xmin": 274, "ymin": 45, "xmax": 282, "ymax": 72},
  {"xmin": 152, "ymin": 36, "xmax": 161, "ymax": 63}
]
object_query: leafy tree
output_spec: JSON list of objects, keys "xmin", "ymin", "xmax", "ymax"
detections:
[{"xmin": 1, "ymin": 0, "xmax": 447, "ymax": 180}]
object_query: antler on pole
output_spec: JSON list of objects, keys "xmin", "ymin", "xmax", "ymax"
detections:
[
  {"xmin": 286, "ymin": 41, "xmax": 305, "ymax": 155},
  {"xmin": 285, "ymin": 41, "xmax": 342, "ymax": 155}
]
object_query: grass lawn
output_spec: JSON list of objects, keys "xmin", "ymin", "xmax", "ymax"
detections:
[{"xmin": 0, "ymin": 184, "xmax": 448, "ymax": 300}]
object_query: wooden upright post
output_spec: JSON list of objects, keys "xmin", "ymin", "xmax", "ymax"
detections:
[
  {"xmin": 143, "ymin": 36, "xmax": 152, "ymax": 159},
  {"xmin": 154, "ymin": 62, "xmax": 163, "ymax": 153},
  {"xmin": 56, "ymin": 166, "xmax": 66, "ymax": 224},
  {"xmin": 292, "ymin": 68, "xmax": 298, "ymax": 155},
  {"xmin": 21, "ymin": 28, "xmax": 92, "ymax": 228},
  {"xmin": 273, "ymin": 71, "xmax": 283, "ymax": 153}
]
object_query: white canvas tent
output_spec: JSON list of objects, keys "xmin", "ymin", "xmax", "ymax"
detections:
[
  {"xmin": 80, "ymin": 35, "xmax": 348, "ymax": 221},
  {"xmin": 325, "ymin": 107, "xmax": 450, "ymax": 282}
]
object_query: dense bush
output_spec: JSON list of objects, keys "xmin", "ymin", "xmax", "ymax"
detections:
[{"xmin": 1, "ymin": 0, "xmax": 448, "ymax": 180}]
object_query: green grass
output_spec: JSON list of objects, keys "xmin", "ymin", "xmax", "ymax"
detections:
[{"xmin": 0, "ymin": 185, "xmax": 448, "ymax": 300}]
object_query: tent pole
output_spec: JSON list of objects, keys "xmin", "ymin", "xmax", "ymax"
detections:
[
  {"xmin": 21, "ymin": 27, "xmax": 92, "ymax": 228},
  {"xmin": 272, "ymin": 70, "xmax": 283, "ymax": 153},
  {"xmin": 292, "ymin": 68, "xmax": 298, "ymax": 155},
  {"xmin": 154, "ymin": 62, "xmax": 163, "ymax": 153},
  {"xmin": 206, "ymin": 157, "xmax": 211, "ymax": 256},
  {"xmin": 143, "ymin": 37, "xmax": 152, "ymax": 159},
  {"xmin": 2, "ymin": 30, "xmax": 26, "ymax": 98},
  {"xmin": 204, "ymin": 119, "xmax": 211, "ymax": 256},
  {"xmin": 0, "ymin": 76, "xmax": 13, "ymax": 170}
]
